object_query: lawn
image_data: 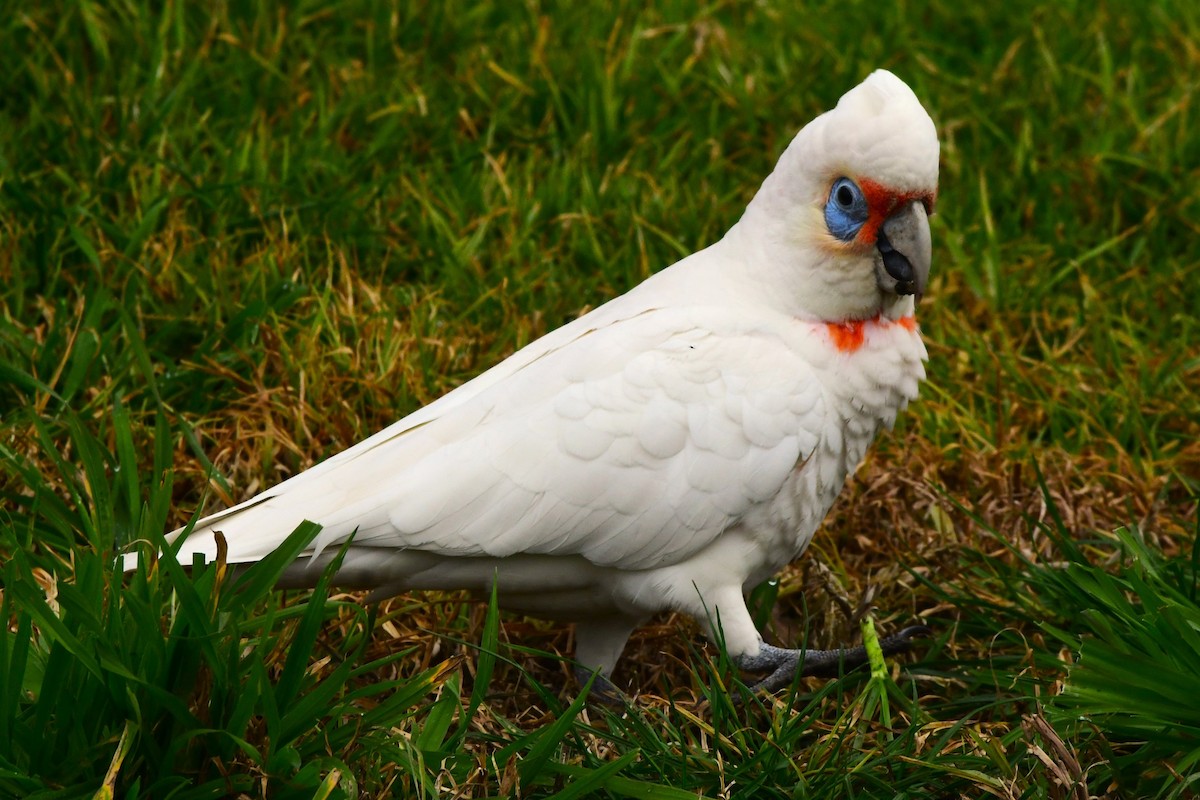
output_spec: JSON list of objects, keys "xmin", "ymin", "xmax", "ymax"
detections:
[{"xmin": 1, "ymin": 1, "xmax": 1198, "ymax": 797}]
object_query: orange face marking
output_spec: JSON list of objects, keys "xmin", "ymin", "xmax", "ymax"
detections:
[
  {"xmin": 855, "ymin": 178, "xmax": 937, "ymax": 245},
  {"xmin": 826, "ymin": 315, "xmax": 918, "ymax": 353}
]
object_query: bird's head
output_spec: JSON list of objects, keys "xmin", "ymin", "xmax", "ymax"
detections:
[{"xmin": 735, "ymin": 70, "xmax": 939, "ymax": 322}]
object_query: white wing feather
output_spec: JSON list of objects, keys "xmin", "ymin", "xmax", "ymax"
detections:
[{"xmin": 160, "ymin": 303, "xmax": 827, "ymax": 574}]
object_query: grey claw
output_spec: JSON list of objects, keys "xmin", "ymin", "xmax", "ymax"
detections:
[
  {"xmin": 878, "ymin": 624, "xmax": 933, "ymax": 656},
  {"xmin": 736, "ymin": 624, "xmax": 933, "ymax": 694},
  {"xmin": 573, "ymin": 666, "xmax": 627, "ymax": 706}
]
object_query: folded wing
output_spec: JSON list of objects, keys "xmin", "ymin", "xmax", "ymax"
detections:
[{"xmin": 149, "ymin": 307, "xmax": 826, "ymax": 574}]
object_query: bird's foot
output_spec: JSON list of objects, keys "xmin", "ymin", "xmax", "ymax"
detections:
[
  {"xmin": 572, "ymin": 666, "xmax": 627, "ymax": 706},
  {"xmin": 736, "ymin": 624, "xmax": 931, "ymax": 694}
]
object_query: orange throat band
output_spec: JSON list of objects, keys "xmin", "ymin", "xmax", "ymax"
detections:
[{"xmin": 826, "ymin": 315, "xmax": 917, "ymax": 353}]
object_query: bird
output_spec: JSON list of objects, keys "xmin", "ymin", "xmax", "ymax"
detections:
[{"xmin": 125, "ymin": 69, "xmax": 939, "ymax": 697}]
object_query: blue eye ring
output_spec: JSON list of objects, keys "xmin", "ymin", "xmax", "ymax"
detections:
[{"xmin": 824, "ymin": 177, "xmax": 869, "ymax": 241}]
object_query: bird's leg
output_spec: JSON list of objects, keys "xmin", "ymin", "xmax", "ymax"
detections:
[
  {"xmin": 686, "ymin": 584, "xmax": 929, "ymax": 696},
  {"xmin": 571, "ymin": 615, "xmax": 643, "ymax": 705},
  {"xmin": 736, "ymin": 625, "xmax": 931, "ymax": 693}
]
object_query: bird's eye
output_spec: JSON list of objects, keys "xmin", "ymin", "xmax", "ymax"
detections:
[{"xmin": 824, "ymin": 177, "xmax": 868, "ymax": 241}]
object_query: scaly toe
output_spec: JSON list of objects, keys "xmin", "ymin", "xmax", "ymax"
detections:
[{"xmin": 572, "ymin": 666, "xmax": 627, "ymax": 706}]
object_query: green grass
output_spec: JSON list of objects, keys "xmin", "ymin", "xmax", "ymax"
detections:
[{"xmin": 2, "ymin": 1, "xmax": 1199, "ymax": 797}]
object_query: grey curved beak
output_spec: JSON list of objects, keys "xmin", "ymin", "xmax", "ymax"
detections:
[{"xmin": 874, "ymin": 201, "xmax": 931, "ymax": 299}]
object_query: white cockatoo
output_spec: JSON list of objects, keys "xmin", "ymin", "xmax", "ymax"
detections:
[{"xmin": 126, "ymin": 69, "xmax": 939, "ymax": 695}]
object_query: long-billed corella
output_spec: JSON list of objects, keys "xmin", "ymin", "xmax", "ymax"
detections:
[{"xmin": 125, "ymin": 69, "xmax": 939, "ymax": 697}]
